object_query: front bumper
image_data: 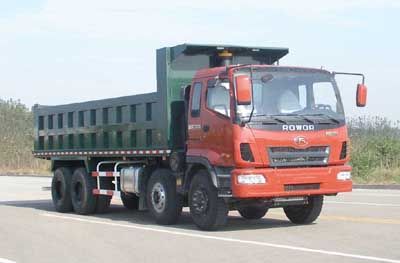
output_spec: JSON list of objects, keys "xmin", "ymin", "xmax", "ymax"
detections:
[{"xmin": 231, "ymin": 165, "xmax": 352, "ymax": 198}]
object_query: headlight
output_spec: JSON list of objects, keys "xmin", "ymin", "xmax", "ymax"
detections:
[
  {"xmin": 337, "ymin": 171, "xmax": 351, "ymax": 180},
  {"xmin": 237, "ymin": 174, "xmax": 266, "ymax": 184}
]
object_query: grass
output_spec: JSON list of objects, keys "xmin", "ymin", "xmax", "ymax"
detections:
[
  {"xmin": 0, "ymin": 99, "xmax": 399, "ymax": 184},
  {"xmin": 0, "ymin": 167, "xmax": 51, "ymax": 176},
  {"xmin": 0, "ymin": 99, "xmax": 50, "ymax": 175},
  {"xmin": 352, "ymin": 168, "xmax": 400, "ymax": 184},
  {"xmin": 349, "ymin": 116, "xmax": 400, "ymax": 184}
]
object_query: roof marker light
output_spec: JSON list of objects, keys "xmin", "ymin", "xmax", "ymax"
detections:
[{"xmin": 218, "ymin": 50, "xmax": 233, "ymax": 58}]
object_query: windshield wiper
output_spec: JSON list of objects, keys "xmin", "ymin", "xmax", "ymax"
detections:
[
  {"xmin": 251, "ymin": 114, "xmax": 289, "ymax": 124},
  {"xmin": 302, "ymin": 113, "xmax": 340, "ymax": 124},
  {"xmin": 241, "ymin": 114, "xmax": 285, "ymax": 125},
  {"xmin": 263, "ymin": 113, "xmax": 317, "ymax": 124},
  {"xmin": 270, "ymin": 113, "xmax": 314, "ymax": 124},
  {"xmin": 273, "ymin": 113, "xmax": 299, "ymax": 116},
  {"xmin": 271, "ymin": 116, "xmax": 288, "ymax": 124},
  {"xmin": 299, "ymin": 115, "xmax": 315, "ymax": 124}
]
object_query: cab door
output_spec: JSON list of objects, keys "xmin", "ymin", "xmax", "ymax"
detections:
[
  {"xmin": 187, "ymin": 81, "xmax": 204, "ymax": 156},
  {"xmin": 199, "ymin": 78, "xmax": 234, "ymax": 166}
]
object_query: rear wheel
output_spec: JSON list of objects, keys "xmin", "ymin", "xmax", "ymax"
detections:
[
  {"xmin": 121, "ymin": 192, "xmax": 139, "ymax": 210},
  {"xmin": 147, "ymin": 169, "xmax": 183, "ymax": 225},
  {"xmin": 95, "ymin": 178, "xmax": 113, "ymax": 213},
  {"xmin": 96, "ymin": 195, "xmax": 112, "ymax": 213},
  {"xmin": 284, "ymin": 195, "xmax": 323, "ymax": 224},
  {"xmin": 189, "ymin": 170, "xmax": 228, "ymax": 231},
  {"xmin": 238, "ymin": 206, "xmax": 268, "ymax": 220},
  {"xmin": 71, "ymin": 168, "xmax": 97, "ymax": 215},
  {"xmin": 51, "ymin": 167, "xmax": 73, "ymax": 213}
]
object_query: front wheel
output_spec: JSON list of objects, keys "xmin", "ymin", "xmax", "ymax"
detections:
[
  {"xmin": 238, "ymin": 206, "xmax": 268, "ymax": 220},
  {"xmin": 284, "ymin": 195, "xmax": 323, "ymax": 224},
  {"xmin": 189, "ymin": 170, "xmax": 228, "ymax": 231}
]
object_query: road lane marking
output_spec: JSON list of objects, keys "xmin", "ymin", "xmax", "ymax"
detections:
[
  {"xmin": 320, "ymin": 215, "xmax": 400, "ymax": 225},
  {"xmin": 351, "ymin": 192, "xmax": 400, "ymax": 197},
  {"xmin": 326, "ymin": 201, "xmax": 400, "ymax": 207},
  {"xmin": 267, "ymin": 212, "xmax": 400, "ymax": 225},
  {"xmin": 0, "ymin": 258, "xmax": 16, "ymax": 263},
  {"xmin": 41, "ymin": 213, "xmax": 400, "ymax": 263}
]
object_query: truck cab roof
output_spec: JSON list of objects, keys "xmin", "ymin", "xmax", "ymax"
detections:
[
  {"xmin": 193, "ymin": 65, "xmax": 332, "ymax": 79},
  {"xmin": 171, "ymin": 43, "xmax": 289, "ymax": 65}
]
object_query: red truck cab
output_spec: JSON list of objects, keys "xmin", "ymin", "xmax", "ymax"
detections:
[{"xmin": 184, "ymin": 62, "xmax": 366, "ymax": 229}]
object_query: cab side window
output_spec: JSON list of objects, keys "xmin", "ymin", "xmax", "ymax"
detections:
[
  {"xmin": 206, "ymin": 80, "xmax": 230, "ymax": 117},
  {"xmin": 191, "ymin": 82, "xmax": 202, "ymax": 117}
]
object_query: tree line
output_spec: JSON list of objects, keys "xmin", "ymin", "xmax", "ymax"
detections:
[
  {"xmin": 0, "ymin": 99, "xmax": 399, "ymax": 182},
  {"xmin": 0, "ymin": 99, "xmax": 48, "ymax": 174}
]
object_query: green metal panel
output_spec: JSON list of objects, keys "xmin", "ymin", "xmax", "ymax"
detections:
[
  {"xmin": 33, "ymin": 91, "xmax": 162, "ymax": 152},
  {"xmin": 33, "ymin": 43, "xmax": 289, "ymax": 157}
]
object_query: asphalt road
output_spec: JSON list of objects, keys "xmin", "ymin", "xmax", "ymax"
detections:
[{"xmin": 0, "ymin": 176, "xmax": 399, "ymax": 263}]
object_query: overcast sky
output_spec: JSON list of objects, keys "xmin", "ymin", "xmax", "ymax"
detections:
[{"xmin": 0, "ymin": 0, "xmax": 399, "ymax": 121}]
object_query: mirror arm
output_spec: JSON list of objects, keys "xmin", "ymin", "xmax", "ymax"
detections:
[
  {"xmin": 243, "ymin": 66, "xmax": 255, "ymax": 125},
  {"xmin": 332, "ymin": 71, "xmax": 365, "ymax": 85}
]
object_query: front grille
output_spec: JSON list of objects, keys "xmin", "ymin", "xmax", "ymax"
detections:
[
  {"xmin": 268, "ymin": 146, "xmax": 330, "ymax": 168},
  {"xmin": 284, "ymin": 183, "xmax": 320, "ymax": 191}
]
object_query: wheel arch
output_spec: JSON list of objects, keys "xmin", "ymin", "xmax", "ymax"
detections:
[
  {"xmin": 184, "ymin": 156, "xmax": 218, "ymax": 193},
  {"xmin": 51, "ymin": 159, "xmax": 88, "ymax": 173}
]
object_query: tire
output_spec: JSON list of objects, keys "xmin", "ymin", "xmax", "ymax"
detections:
[
  {"xmin": 96, "ymin": 195, "xmax": 112, "ymax": 213},
  {"xmin": 71, "ymin": 168, "xmax": 97, "ymax": 215},
  {"xmin": 121, "ymin": 192, "xmax": 139, "ymax": 210},
  {"xmin": 189, "ymin": 170, "xmax": 228, "ymax": 231},
  {"xmin": 238, "ymin": 206, "xmax": 268, "ymax": 220},
  {"xmin": 284, "ymin": 195, "xmax": 324, "ymax": 224},
  {"xmin": 51, "ymin": 167, "xmax": 73, "ymax": 213},
  {"xmin": 146, "ymin": 169, "xmax": 183, "ymax": 225},
  {"xmin": 95, "ymin": 178, "xmax": 113, "ymax": 214}
]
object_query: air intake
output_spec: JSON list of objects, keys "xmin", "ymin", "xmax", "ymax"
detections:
[
  {"xmin": 240, "ymin": 143, "xmax": 254, "ymax": 162},
  {"xmin": 340, "ymin": 141, "xmax": 348, "ymax": 160}
]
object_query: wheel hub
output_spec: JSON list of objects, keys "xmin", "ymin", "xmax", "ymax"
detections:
[
  {"xmin": 74, "ymin": 182, "xmax": 83, "ymax": 204},
  {"xmin": 192, "ymin": 189, "xmax": 209, "ymax": 215},
  {"xmin": 151, "ymin": 182, "xmax": 166, "ymax": 213},
  {"xmin": 55, "ymin": 180, "xmax": 63, "ymax": 200}
]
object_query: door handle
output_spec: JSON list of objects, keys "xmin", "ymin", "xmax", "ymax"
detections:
[{"xmin": 202, "ymin": 125, "xmax": 210, "ymax": 132}]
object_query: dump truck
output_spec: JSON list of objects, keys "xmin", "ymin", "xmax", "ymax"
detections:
[{"xmin": 33, "ymin": 44, "xmax": 367, "ymax": 230}]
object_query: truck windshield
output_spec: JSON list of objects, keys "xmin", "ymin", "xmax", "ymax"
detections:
[{"xmin": 235, "ymin": 68, "xmax": 345, "ymax": 121}]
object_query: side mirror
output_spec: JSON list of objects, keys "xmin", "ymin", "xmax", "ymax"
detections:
[
  {"xmin": 356, "ymin": 84, "xmax": 367, "ymax": 107},
  {"xmin": 235, "ymin": 75, "xmax": 252, "ymax": 105}
]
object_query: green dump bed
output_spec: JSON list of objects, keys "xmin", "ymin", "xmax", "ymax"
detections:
[{"xmin": 33, "ymin": 44, "xmax": 288, "ymax": 159}]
